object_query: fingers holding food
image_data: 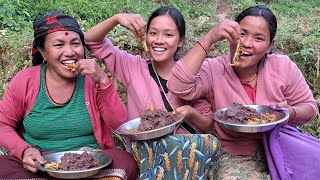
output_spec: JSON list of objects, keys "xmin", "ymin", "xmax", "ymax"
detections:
[
  {"xmin": 208, "ymin": 19, "xmax": 240, "ymax": 44},
  {"xmin": 116, "ymin": 13, "xmax": 146, "ymax": 39},
  {"xmin": 77, "ymin": 59, "xmax": 110, "ymax": 86}
]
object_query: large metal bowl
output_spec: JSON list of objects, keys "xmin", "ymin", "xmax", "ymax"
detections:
[
  {"xmin": 213, "ymin": 105, "xmax": 289, "ymax": 133},
  {"xmin": 115, "ymin": 113, "xmax": 184, "ymax": 140},
  {"xmin": 36, "ymin": 151, "xmax": 112, "ymax": 179}
]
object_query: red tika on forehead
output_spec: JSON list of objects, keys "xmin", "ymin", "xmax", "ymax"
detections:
[{"xmin": 65, "ymin": 32, "xmax": 69, "ymax": 36}]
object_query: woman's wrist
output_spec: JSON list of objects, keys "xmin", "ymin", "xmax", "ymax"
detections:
[
  {"xmin": 207, "ymin": 28, "xmax": 220, "ymax": 45},
  {"xmin": 197, "ymin": 40, "xmax": 209, "ymax": 55},
  {"xmin": 95, "ymin": 77, "xmax": 110, "ymax": 90},
  {"xmin": 22, "ymin": 145, "xmax": 42, "ymax": 159},
  {"xmin": 114, "ymin": 13, "xmax": 123, "ymax": 25},
  {"xmin": 288, "ymin": 106, "xmax": 297, "ymax": 123}
]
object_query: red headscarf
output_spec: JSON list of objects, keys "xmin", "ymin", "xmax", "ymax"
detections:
[{"xmin": 32, "ymin": 12, "xmax": 84, "ymax": 66}]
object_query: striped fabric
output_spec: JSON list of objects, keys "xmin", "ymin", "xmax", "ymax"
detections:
[{"xmin": 22, "ymin": 64, "xmax": 99, "ymax": 152}]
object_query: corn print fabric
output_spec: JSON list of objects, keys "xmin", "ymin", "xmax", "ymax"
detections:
[{"xmin": 129, "ymin": 134, "xmax": 220, "ymax": 180}]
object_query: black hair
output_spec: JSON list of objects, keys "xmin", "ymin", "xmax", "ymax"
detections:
[
  {"xmin": 33, "ymin": 36, "xmax": 46, "ymax": 65},
  {"xmin": 146, "ymin": 6, "xmax": 185, "ymax": 60},
  {"xmin": 235, "ymin": 4, "xmax": 277, "ymax": 43},
  {"xmin": 147, "ymin": 6, "xmax": 185, "ymax": 40}
]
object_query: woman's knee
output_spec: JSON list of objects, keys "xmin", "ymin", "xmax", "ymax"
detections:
[
  {"xmin": 0, "ymin": 155, "xmax": 43, "ymax": 178},
  {"xmin": 102, "ymin": 149, "xmax": 139, "ymax": 180}
]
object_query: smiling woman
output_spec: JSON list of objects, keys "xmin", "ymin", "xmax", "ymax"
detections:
[
  {"xmin": 0, "ymin": 12, "xmax": 138, "ymax": 179},
  {"xmin": 84, "ymin": 5, "xmax": 220, "ymax": 179},
  {"xmin": 167, "ymin": 4, "xmax": 318, "ymax": 179}
]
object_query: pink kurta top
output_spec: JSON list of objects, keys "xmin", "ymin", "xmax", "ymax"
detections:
[
  {"xmin": 86, "ymin": 38, "xmax": 212, "ymax": 121},
  {"xmin": 168, "ymin": 53, "xmax": 318, "ymax": 155}
]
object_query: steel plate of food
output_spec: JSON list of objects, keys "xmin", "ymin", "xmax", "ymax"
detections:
[
  {"xmin": 213, "ymin": 103, "xmax": 289, "ymax": 133},
  {"xmin": 36, "ymin": 151, "xmax": 112, "ymax": 179},
  {"xmin": 115, "ymin": 108, "xmax": 185, "ymax": 140}
]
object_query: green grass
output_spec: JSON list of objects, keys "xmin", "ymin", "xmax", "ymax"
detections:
[{"xmin": 0, "ymin": 0, "xmax": 319, "ymax": 137}]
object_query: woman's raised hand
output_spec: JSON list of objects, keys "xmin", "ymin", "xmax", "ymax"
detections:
[
  {"xmin": 85, "ymin": 13, "xmax": 146, "ymax": 42},
  {"xmin": 115, "ymin": 13, "xmax": 146, "ymax": 39},
  {"xmin": 77, "ymin": 59, "xmax": 110, "ymax": 87},
  {"xmin": 208, "ymin": 19, "xmax": 240, "ymax": 53}
]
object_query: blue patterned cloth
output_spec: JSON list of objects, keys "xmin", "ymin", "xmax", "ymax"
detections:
[{"xmin": 129, "ymin": 134, "xmax": 220, "ymax": 180}]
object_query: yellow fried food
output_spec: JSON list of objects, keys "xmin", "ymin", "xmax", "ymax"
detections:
[
  {"xmin": 92, "ymin": 149, "xmax": 103, "ymax": 152},
  {"xmin": 245, "ymin": 113, "xmax": 277, "ymax": 124},
  {"xmin": 67, "ymin": 63, "xmax": 77, "ymax": 72},
  {"xmin": 142, "ymin": 39, "xmax": 149, "ymax": 52},
  {"xmin": 230, "ymin": 40, "xmax": 243, "ymax": 67},
  {"xmin": 44, "ymin": 162, "xmax": 60, "ymax": 170},
  {"xmin": 246, "ymin": 117, "xmax": 260, "ymax": 124}
]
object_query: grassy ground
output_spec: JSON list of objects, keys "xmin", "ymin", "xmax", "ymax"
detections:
[{"xmin": 0, "ymin": 0, "xmax": 319, "ymax": 154}]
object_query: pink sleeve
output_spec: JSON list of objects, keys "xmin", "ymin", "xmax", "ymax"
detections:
[
  {"xmin": 86, "ymin": 38, "xmax": 145, "ymax": 87},
  {"xmin": 96, "ymin": 79, "xmax": 128, "ymax": 130},
  {"xmin": 284, "ymin": 59, "xmax": 318, "ymax": 123},
  {"xmin": 190, "ymin": 98, "xmax": 213, "ymax": 118},
  {"xmin": 168, "ymin": 59, "xmax": 212, "ymax": 100},
  {"xmin": 0, "ymin": 75, "xmax": 30, "ymax": 160}
]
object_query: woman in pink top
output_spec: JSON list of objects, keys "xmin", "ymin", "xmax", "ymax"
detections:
[
  {"xmin": 168, "ymin": 4, "xmax": 318, "ymax": 179},
  {"xmin": 85, "ymin": 6, "xmax": 220, "ymax": 179},
  {"xmin": 85, "ymin": 6, "xmax": 214, "ymax": 133}
]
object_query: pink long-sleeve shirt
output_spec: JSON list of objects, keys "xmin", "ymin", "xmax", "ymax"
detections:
[
  {"xmin": 86, "ymin": 38, "xmax": 212, "ymax": 121},
  {"xmin": 168, "ymin": 53, "xmax": 318, "ymax": 155},
  {"xmin": 0, "ymin": 65, "xmax": 128, "ymax": 160}
]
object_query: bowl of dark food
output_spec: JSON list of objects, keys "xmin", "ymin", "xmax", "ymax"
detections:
[
  {"xmin": 115, "ymin": 108, "xmax": 185, "ymax": 140},
  {"xmin": 36, "ymin": 151, "xmax": 112, "ymax": 179},
  {"xmin": 213, "ymin": 103, "xmax": 289, "ymax": 133}
]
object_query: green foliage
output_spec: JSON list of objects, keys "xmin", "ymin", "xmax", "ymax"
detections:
[
  {"xmin": 0, "ymin": 0, "xmax": 156, "ymax": 32},
  {"xmin": 270, "ymin": 0, "xmax": 320, "ymax": 18},
  {"xmin": 0, "ymin": 30, "xmax": 31, "ymax": 98},
  {"xmin": 0, "ymin": 0, "xmax": 33, "ymax": 31}
]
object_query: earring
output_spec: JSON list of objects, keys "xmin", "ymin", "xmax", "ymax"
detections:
[{"xmin": 43, "ymin": 59, "xmax": 47, "ymax": 64}]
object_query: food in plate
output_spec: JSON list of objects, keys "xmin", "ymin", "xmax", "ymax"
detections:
[
  {"xmin": 44, "ymin": 151, "xmax": 100, "ymax": 171},
  {"xmin": 230, "ymin": 40, "xmax": 243, "ymax": 66},
  {"xmin": 137, "ymin": 108, "xmax": 177, "ymax": 132},
  {"xmin": 218, "ymin": 103, "xmax": 277, "ymax": 124},
  {"xmin": 67, "ymin": 63, "xmax": 77, "ymax": 72},
  {"xmin": 44, "ymin": 162, "xmax": 60, "ymax": 170}
]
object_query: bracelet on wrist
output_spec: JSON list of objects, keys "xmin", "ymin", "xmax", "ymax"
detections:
[
  {"xmin": 288, "ymin": 106, "xmax": 297, "ymax": 122},
  {"xmin": 22, "ymin": 145, "xmax": 42, "ymax": 159},
  {"xmin": 197, "ymin": 40, "xmax": 209, "ymax": 55},
  {"xmin": 24, "ymin": 145, "xmax": 42, "ymax": 154}
]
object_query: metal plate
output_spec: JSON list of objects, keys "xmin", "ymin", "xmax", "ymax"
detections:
[
  {"xmin": 213, "ymin": 105, "xmax": 289, "ymax": 133},
  {"xmin": 115, "ymin": 113, "xmax": 184, "ymax": 140},
  {"xmin": 37, "ymin": 151, "xmax": 112, "ymax": 179}
]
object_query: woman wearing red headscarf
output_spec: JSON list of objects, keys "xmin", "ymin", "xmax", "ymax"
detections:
[{"xmin": 0, "ymin": 12, "xmax": 138, "ymax": 179}]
